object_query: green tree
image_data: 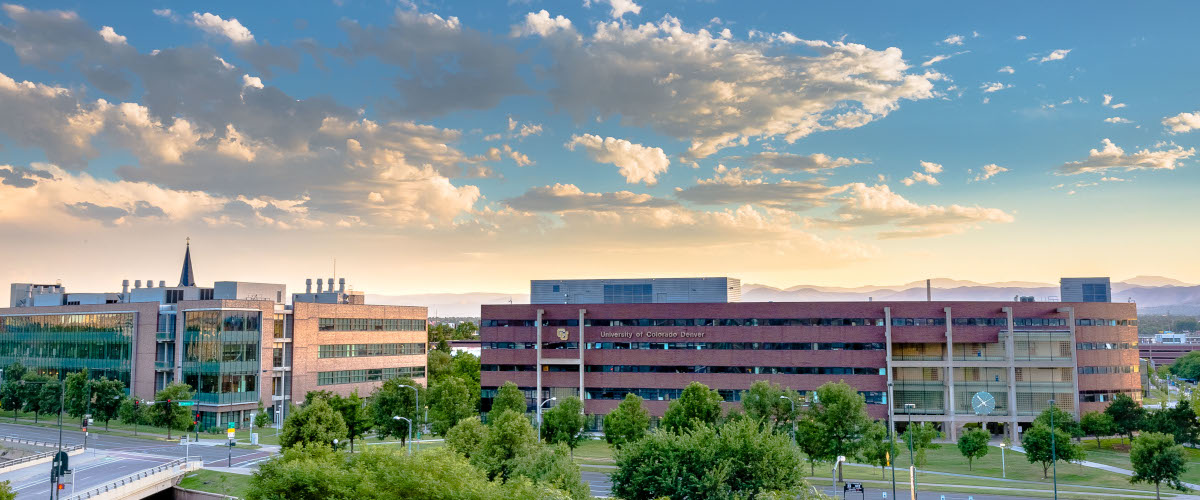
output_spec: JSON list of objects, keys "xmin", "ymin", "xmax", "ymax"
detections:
[
  {"xmin": 254, "ymin": 407, "xmax": 271, "ymax": 430},
  {"xmin": 63, "ymin": 370, "xmax": 89, "ymax": 418},
  {"xmin": 1130, "ymin": 432, "xmax": 1189, "ymax": 500},
  {"xmin": 1170, "ymin": 351, "xmax": 1200, "ymax": 381},
  {"xmin": 510, "ymin": 443, "xmax": 590, "ymax": 500},
  {"xmin": 1022, "ymin": 423, "xmax": 1084, "ymax": 479},
  {"xmin": 740, "ymin": 380, "xmax": 802, "ymax": 433},
  {"xmin": 427, "ymin": 323, "xmax": 456, "ymax": 346},
  {"xmin": 858, "ymin": 421, "xmax": 897, "ymax": 478},
  {"xmin": 473, "ymin": 408, "xmax": 540, "ymax": 481},
  {"xmin": 901, "ymin": 422, "xmax": 942, "ymax": 467},
  {"xmin": 252, "ymin": 400, "xmax": 267, "ymax": 432},
  {"xmin": 1080, "ymin": 410, "xmax": 1116, "ymax": 449},
  {"xmin": 795, "ymin": 415, "xmax": 828, "ymax": 475},
  {"xmin": 661, "ymin": 381, "xmax": 723, "ymax": 433},
  {"xmin": 427, "ymin": 349, "xmax": 453, "ymax": 382},
  {"xmin": 1105, "ymin": 393, "xmax": 1146, "ymax": 444},
  {"xmin": 371, "ymin": 377, "xmax": 424, "ymax": 444},
  {"xmin": 281, "ymin": 398, "xmax": 348, "ymax": 450},
  {"xmin": 612, "ymin": 418, "xmax": 808, "ymax": 500},
  {"xmin": 445, "ymin": 416, "xmax": 489, "ymax": 459},
  {"xmin": 1144, "ymin": 400, "xmax": 1200, "ymax": 446},
  {"xmin": 36, "ymin": 379, "xmax": 62, "ymax": 423},
  {"xmin": 489, "ymin": 381, "xmax": 527, "ymax": 419},
  {"xmin": 1034, "ymin": 405, "xmax": 1083, "ymax": 439},
  {"xmin": 0, "ymin": 479, "xmax": 14, "ymax": 500},
  {"xmin": 18, "ymin": 374, "xmax": 49, "ymax": 423},
  {"xmin": 602, "ymin": 393, "xmax": 650, "ymax": 449},
  {"xmin": 151, "ymin": 383, "xmax": 195, "ymax": 439},
  {"xmin": 0, "ymin": 363, "xmax": 26, "ymax": 423},
  {"xmin": 450, "ymin": 351, "xmax": 481, "ymax": 386},
  {"xmin": 454, "ymin": 322, "xmax": 479, "ymax": 339},
  {"xmin": 118, "ymin": 398, "xmax": 147, "ymax": 426},
  {"xmin": 429, "ymin": 376, "xmax": 479, "ymax": 436},
  {"xmin": 542, "ymin": 397, "xmax": 586, "ymax": 454},
  {"xmin": 302, "ymin": 390, "xmax": 335, "ymax": 405},
  {"xmin": 90, "ymin": 377, "xmax": 125, "ymax": 430},
  {"xmin": 957, "ymin": 427, "xmax": 991, "ymax": 470},
  {"xmin": 330, "ymin": 391, "xmax": 373, "ymax": 452},
  {"xmin": 807, "ymin": 381, "xmax": 872, "ymax": 480}
]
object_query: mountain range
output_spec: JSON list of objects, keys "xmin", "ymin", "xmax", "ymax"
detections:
[{"xmin": 367, "ymin": 276, "xmax": 1200, "ymax": 317}]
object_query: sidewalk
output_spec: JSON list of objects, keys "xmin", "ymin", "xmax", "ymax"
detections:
[{"xmin": 1008, "ymin": 445, "xmax": 1200, "ymax": 490}]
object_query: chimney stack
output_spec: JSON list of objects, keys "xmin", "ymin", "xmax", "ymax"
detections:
[
  {"xmin": 328, "ymin": 277, "xmax": 335, "ymax": 294},
  {"xmin": 122, "ymin": 280, "xmax": 130, "ymax": 294},
  {"xmin": 135, "ymin": 280, "xmax": 142, "ymax": 289},
  {"xmin": 159, "ymin": 280, "xmax": 166, "ymax": 288},
  {"xmin": 339, "ymin": 278, "xmax": 346, "ymax": 294},
  {"xmin": 926, "ymin": 279, "xmax": 932, "ymax": 301},
  {"xmin": 306, "ymin": 278, "xmax": 313, "ymax": 294},
  {"xmin": 146, "ymin": 280, "xmax": 154, "ymax": 288},
  {"xmin": 316, "ymin": 279, "xmax": 323, "ymax": 293}
]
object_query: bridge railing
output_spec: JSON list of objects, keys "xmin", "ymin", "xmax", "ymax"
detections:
[{"xmin": 65, "ymin": 457, "xmax": 202, "ymax": 499}]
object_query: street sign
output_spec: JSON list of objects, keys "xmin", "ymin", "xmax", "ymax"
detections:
[
  {"xmin": 227, "ymin": 428, "xmax": 236, "ymax": 439},
  {"xmin": 179, "ymin": 401, "xmax": 196, "ymax": 406}
]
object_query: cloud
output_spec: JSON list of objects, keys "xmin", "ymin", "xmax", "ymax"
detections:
[
  {"xmin": 1103, "ymin": 117, "xmax": 1132, "ymax": 124},
  {"xmin": 507, "ymin": 117, "xmax": 542, "ymax": 138},
  {"xmin": 1015, "ymin": 35, "xmax": 1027, "ymax": 41},
  {"xmin": 1162, "ymin": 111, "xmax": 1200, "ymax": 133},
  {"xmin": 517, "ymin": 13, "xmax": 940, "ymax": 159},
  {"xmin": 723, "ymin": 152, "xmax": 868, "ymax": 174},
  {"xmin": 97, "ymin": 26, "xmax": 126, "ymax": 45},
  {"xmin": 585, "ymin": 0, "xmax": 641, "ymax": 18},
  {"xmin": 1057, "ymin": 139, "xmax": 1195, "ymax": 175},
  {"xmin": 1035, "ymin": 49, "xmax": 1071, "ymax": 63},
  {"xmin": 998, "ymin": 66, "xmax": 1014, "ymax": 74},
  {"xmin": 969, "ymin": 164, "xmax": 1008, "ymax": 182},
  {"xmin": 981, "ymin": 82, "xmax": 1011, "ymax": 93},
  {"xmin": 919, "ymin": 161, "xmax": 943, "ymax": 174},
  {"xmin": 504, "ymin": 183, "xmax": 676, "ymax": 212},
  {"xmin": 339, "ymin": 8, "xmax": 528, "ymax": 117},
  {"xmin": 816, "ymin": 183, "xmax": 1014, "ymax": 238},
  {"xmin": 190, "ymin": 12, "xmax": 254, "ymax": 44},
  {"xmin": 1102, "ymin": 94, "xmax": 1126, "ymax": 109},
  {"xmin": 902, "ymin": 171, "xmax": 939, "ymax": 186},
  {"xmin": 941, "ymin": 34, "xmax": 964, "ymax": 46},
  {"xmin": 487, "ymin": 144, "xmax": 533, "ymax": 166},
  {"xmin": 566, "ymin": 134, "xmax": 670, "ymax": 185},
  {"xmin": 0, "ymin": 164, "xmax": 54, "ymax": 188},
  {"xmin": 674, "ymin": 167, "xmax": 844, "ymax": 211}
]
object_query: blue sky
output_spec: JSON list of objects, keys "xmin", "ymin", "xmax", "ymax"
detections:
[{"xmin": 1, "ymin": 0, "xmax": 1198, "ymax": 297}]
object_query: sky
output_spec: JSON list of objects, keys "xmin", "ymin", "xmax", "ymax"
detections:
[{"xmin": 1, "ymin": 0, "xmax": 1199, "ymax": 302}]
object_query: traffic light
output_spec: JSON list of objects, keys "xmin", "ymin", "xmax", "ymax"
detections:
[
  {"xmin": 166, "ymin": 399, "xmax": 172, "ymax": 405},
  {"xmin": 81, "ymin": 426, "xmax": 86, "ymax": 433},
  {"xmin": 133, "ymin": 399, "xmax": 139, "ymax": 408}
]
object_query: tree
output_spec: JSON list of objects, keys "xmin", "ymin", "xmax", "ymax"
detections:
[
  {"xmin": 1130, "ymin": 432, "xmax": 1188, "ymax": 500},
  {"xmin": 454, "ymin": 322, "xmax": 479, "ymax": 339},
  {"xmin": 542, "ymin": 397, "xmax": 587, "ymax": 454},
  {"xmin": 795, "ymin": 416, "xmax": 828, "ymax": 475},
  {"xmin": 510, "ymin": 443, "xmax": 590, "ymax": 500},
  {"xmin": 0, "ymin": 479, "xmax": 14, "ymax": 500},
  {"xmin": 427, "ymin": 349, "xmax": 453, "ymax": 382},
  {"xmin": 90, "ymin": 378, "xmax": 125, "ymax": 430},
  {"xmin": 330, "ymin": 391, "xmax": 373, "ymax": 452},
  {"xmin": 254, "ymin": 407, "xmax": 271, "ymax": 430},
  {"xmin": 1106, "ymin": 393, "xmax": 1146, "ymax": 444},
  {"xmin": 473, "ymin": 408, "xmax": 540, "ymax": 481},
  {"xmin": 429, "ymin": 376, "xmax": 479, "ymax": 436},
  {"xmin": 36, "ymin": 379, "xmax": 62, "ymax": 423},
  {"xmin": 611, "ymin": 418, "xmax": 808, "ymax": 499},
  {"xmin": 740, "ymin": 380, "xmax": 801, "ymax": 433},
  {"xmin": 807, "ymin": 381, "xmax": 872, "ymax": 480},
  {"xmin": 427, "ymin": 323, "xmax": 456, "ymax": 346},
  {"xmin": 1033, "ymin": 405, "xmax": 1083, "ymax": 440},
  {"xmin": 1, "ymin": 381, "xmax": 23, "ymax": 422},
  {"xmin": 1022, "ymin": 424, "xmax": 1084, "ymax": 479},
  {"xmin": 957, "ymin": 427, "xmax": 990, "ymax": 470},
  {"xmin": 150, "ymin": 383, "xmax": 195, "ymax": 439},
  {"xmin": 63, "ymin": 370, "xmax": 89, "ymax": 418},
  {"xmin": 603, "ymin": 393, "xmax": 650, "ymax": 449},
  {"xmin": 450, "ymin": 351, "xmax": 481, "ymax": 386},
  {"xmin": 371, "ymin": 377, "xmax": 424, "ymax": 444},
  {"xmin": 859, "ymin": 421, "xmax": 897, "ymax": 478},
  {"xmin": 489, "ymin": 381, "xmax": 527, "ymax": 419},
  {"xmin": 302, "ymin": 390, "xmax": 335, "ymax": 405},
  {"xmin": 1080, "ymin": 411, "xmax": 1116, "ymax": 449},
  {"xmin": 445, "ymin": 417, "xmax": 489, "ymax": 459},
  {"xmin": 661, "ymin": 381, "xmax": 723, "ymax": 433},
  {"xmin": 281, "ymin": 398, "xmax": 348, "ymax": 450},
  {"xmin": 118, "ymin": 398, "xmax": 146, "ymax": 426},
  {"xmin": 901, "ymin": 422, "xmax": 941, "ymax": 467},
  {"xmin": 1144, "ymin": 399, "xmax": 1200, "ymax": 447},
  {"xmin": 1173, "ymin": 350, "xmax": 1200, "ymax": 381}
]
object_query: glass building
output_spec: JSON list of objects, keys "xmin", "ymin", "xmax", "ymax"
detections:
[{"xmin": 0, "ymin": 313, "xmax": 135, "ymax": 386}]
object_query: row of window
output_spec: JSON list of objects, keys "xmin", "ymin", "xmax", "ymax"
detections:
[
  {"xmin": 184, "ymin": 341, "xmax": 258, "ymax": 364},
  {"xmin": 484, "ymin": 317, "xmax": 1076, "ymax": 328},
  {"xmin": 585, "ymin": 342, "xmax": 885, "ymax": 351},
  {"xmin": 317, "ymin": 318, "xmax": 427, "ymax": 332},
  {"xmin": 1076, "ymin": 319, "xmax": 1138, "ymax": 326},
  {"xmin": 1078, "ymin": 365, "xmax": 1139, "ymax": 375},
  {"xmin": 0, "ymin": 313, "xmax": 135, "ymax": 335},
  {"xmin": 185, "ymin": 311, "xmax": 262, "ymax": 333},
  {"xmin": 1076, "ymin": 342, "xmax": 1137, "ymax": 350},
  {"xmin": 1079, "ymin": 389, "xmax": 1140, "ymax": 403},
  {"xmin": 316, "ymin": 366, "xmax": 427, "ymax": 386},
  {"xmin": 317, "ymin": 343, "xmax": 426, "ymax": 358},
  {"xmin": 482, "ymin": 364, "xmax": 883, "ymax": 375}
]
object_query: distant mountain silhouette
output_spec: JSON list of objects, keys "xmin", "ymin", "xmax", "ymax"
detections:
[{"xmin": 367, "ymin": 277, "xmax": 1200, "ymax": 317}]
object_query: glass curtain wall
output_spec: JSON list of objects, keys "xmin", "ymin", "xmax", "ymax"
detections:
[
  {"xmin": 183, "ymin": 310, "xmax": 261, "ymax": 406},
  {"xmin": 0, "ymin": 313, "xmax": 134, "ymax": 386}
]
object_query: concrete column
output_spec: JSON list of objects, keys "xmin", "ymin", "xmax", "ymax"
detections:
[
  {"xmin": 1003, "ymin": 307, "xmax": 1018, "ymax": 443},
  {"xmin": 536, "ymin": 309, "xmax": 543, "ymax": 425},
  {"xmin": 884, "ymin": 307, "xmax": 895, "ymax": 435},
  {"xmin": 945, "ymin": 306, "xmax": 957, "ymax": 441},
  {"xmin": 1059, "ymin": 307, "xmax": 1080, "ymax": 419}
]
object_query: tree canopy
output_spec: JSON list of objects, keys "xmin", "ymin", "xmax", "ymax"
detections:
[
  {"xmin": 901, "ymin": 422, "xmax": 941, "ymax": 467},
  {"xmin": 603, "ymin": 393, "xmax": 650, "ymax": 450},
  {"xmin": 281, "ymin": 398, "xmax": 348, "ymax": 450},
  {"xmin": 1170, "ymin": 351, "xmax": 1200, "ymax": 381},
  {"xmin": 1080, "ymin": 411, "xmax": 1116, "ymax": 449},
  {"xmin": 1129, "ymin": 432, "xmax": 1188, "ymax": 500},
  {"xmin": 1105, "ymin": 393, "xmax": 1145, "ymax": 443},
  {"xmin": 740, "ymin": 380, "xmax": 802, "ymax": 434},
  {"xmin": 806, "ymin": 381, "xmax": 872, "ymax": 479},
  {"xmin": 957, "ymin": 427, "xmax": 990, "ymax": 470},
  {"xmin": 858, "ymin": 421, "xmax": 897, "ymax": 479},
  {"xmin": 1144, "ymin": 400, "xmax": 1199, "ymax": 447},
  {"xmin": 446, "ymin": 417, "xmax": 489, "ymax": 459},
  {"xmin": 542, "ymin": 397, "xmax": 587, "ymax": 452},
  {"xmin": 149, "ymin": 383, "xmax": 194, "ymax": 439},
  {"xmin": 429, "ymin": 375, "xmax": 479, "ymax": 436},
  {"xmin": 329, "ymin": 391, "xmax": 373, "ymax": 452},
  {"xmin": 661, "ymin": 381, "xmax": 723, "ymax": 433},
  {"xmin": 1021, "ymin": 423, "xmax": 1084, "ymax": 478},
  {"xmin": 473, "ymin": 408, "xmax": 540, "ymax": 481},
  {"xmin": 370, "ymin": 377, "xmax": 424, "ymax": 444},
  {"xmin": 489, "ymin": 381, "xmax": 527, "ymax": 418}
]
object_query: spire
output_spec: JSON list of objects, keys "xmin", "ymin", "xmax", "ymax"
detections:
[{"xmin": 178, "ymin": 237, "xmax": 196, "ymax": 287}]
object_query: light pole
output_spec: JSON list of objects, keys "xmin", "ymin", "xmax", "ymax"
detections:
[
  {"xmin": 1049, "ymin": 399, "xmax": 1058, "ymax": 500},
  {"xmin": 538, "ymin": 397, "xmax": 557, "ymax": 442},
  {"xmin": 779, "ymin": 395, "xmax": 796, "ymax": 441},
  {"xmin": 999, "ymin": 442, "xmax": 1006, "ymax": 478},
  {"xmin": 832, "ymin": 455, "xmax": 846, "ymax": 492},
  {"xmin": 887, "ymin": 381, "xmax": 896, "ymax": 500},
  {"xmin": 398, "ymin": 384, "xmax": 419, "ymax": 452},
  {"xmin": 392, "ymin": 416, "xmax": 412, "ymax": 455},
  {"xmin": 904, "ymin": 403, "xmax": 917, "ymax": 500}
]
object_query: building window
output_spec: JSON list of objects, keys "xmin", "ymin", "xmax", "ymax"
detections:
[
  {"xmin": 317, "ymin": 318, "xmax": 426, "ymax": 332},
  {"xmin": 316, "ymin": 366, "xmax": 426, "ymax": 386},
  {"xmin": 317, "ymin": 343, "xmax": 426, "ymax": 358},
  {"xmin": 603, "ymin": 284, "xmax": 653, "ymax": 304}
]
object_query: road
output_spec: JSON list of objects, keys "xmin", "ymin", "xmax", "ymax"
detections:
[{"xmin": 0, "ymin": 422, "xmax": 271, "ymax": 499}]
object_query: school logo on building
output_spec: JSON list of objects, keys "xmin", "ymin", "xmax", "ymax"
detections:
[{"xmin": 556, "ymin": 328, "xmax": 569, "ymax": 340}]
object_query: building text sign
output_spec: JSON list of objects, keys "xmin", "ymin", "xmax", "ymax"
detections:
[{"xmin": 598, "ymin": 331, "xmax": 705, "ymax": 339}]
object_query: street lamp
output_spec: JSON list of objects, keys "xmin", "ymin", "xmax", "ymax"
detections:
[
  {"xmin": 887, "ymin": 381, "xmax": 896, "ymax": 500},
  {"xmin": 904, "ymin": 403, "xmax": 917, "ymax": 500},
  {"xmin": 538, "ymin": 397, "xmax": 557, "ymax": 442},
  {"xmin": 779, "ymin": 395, "xmax": 796, "ymax": 441},
  {"xmin": 1049, "ymin": 399, "xmax": 1058, "ymax": 500},
  {"xmin": 392, "ymin": 416, "xmax": 412, "ymax": 456},
  {"xmin": 999, "ymin": 442, "xmax": 1006, "ymax": 478},
  {"xmin": 833, "ymin": 455, "xmax": 846, "ymax": 492},
  {"xmin": 397, "ymin": 384, "xmax": 420, "ymax": 452}
]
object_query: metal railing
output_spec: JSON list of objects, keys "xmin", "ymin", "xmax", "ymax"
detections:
[
  {"xmin": 65, "ymin": 457, "xmax": 201, "ymax": 499},
  {"xmin": 0, "ymin": 441, "xmax": 84, "ymax": 469}
]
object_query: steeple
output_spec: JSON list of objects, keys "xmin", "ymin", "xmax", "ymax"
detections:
[{"xmin": 178, "ymin": 237, "xmax": 196, "ymax": 287}]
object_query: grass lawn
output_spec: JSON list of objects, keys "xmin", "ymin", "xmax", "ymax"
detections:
[
  {"xmin": 178, "ymin": 469, "xmax": 253, "ymax": 498},
  {"xmin": 570, "ymin": 438, "xmax": 615, "ymax": 465},
  {"xmin": 1079, "ymin": 437, "xmax": 1200, "ymax": 485}
]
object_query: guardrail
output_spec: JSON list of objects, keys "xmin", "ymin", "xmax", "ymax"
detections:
[
  {"xmin": 65, "ymin": 457, "xmax": 201, "ymax": 499},
  {"xmin": 0, "ymin": 444, "xmax": 84, "ymax": 468}
]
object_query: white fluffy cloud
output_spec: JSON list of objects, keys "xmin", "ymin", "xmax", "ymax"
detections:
[
  {"xmin": 585, "ymin": 0, "xmax": 642, "ymax": 18},
  {"xmin": 674, "ymin": 166, "xmax": 844, "ymax": 211},
  {"xmin": 817, "ymin": 183, "xmax": 1014, "ymax": 238},
  {"xmin": 518, "ymin": 13, "xmax": 940, "ymax": 159},
  {"xmin": 919, "ymin": 161, "xmax": 944, "ymax": 174},
  {"xmin": 1035, "ymin": 49, "xmax": 1071, "ymax": 63},
  {"xmin": 1058, "ymin": 139, "xmax": 1195, "ymax": 175},
  {"xmin": 1163, "ymin": 111, "xmax": 1200, "ymax": 133},
  {"xmin": 998, "ymin": 66, "xmax": 1014, "ymax": 74},
  {"xmin": 566, "ymin": 134, "xmax": 670, "ymax": 185},
  {"xmin": 981, "ymin": 82, "xmax": 1011, "ymax": 93},
  {"xmin": 190, "ymin": 12, "xmax": 254, "ymax": 44},
  {"xmin": 942, "ymin": 34, "xmax": 964, "ymax": 46},
  {"xmin": 97, "ymin": 26, "xmax": 126, "ymax": 45},
  {"xmin": 969, "ymin": 164, "xmax": 1008, "ymax": 182},
  {"xmin": 487, "ymin": 144, "xmax": 533, "ymax": 167},
  {"xmin": 1103, "ymin": 117, "xmax": 1132, "ymax": 124},
  {"xmin": 902, "ymin": 171, "xmax": 939, "ymax": 186},
  {"xmin": 724, "ymin": 152, "xmax": 868, "ymax": 174},
  {"xmin": 1102, "ymin": 94, "xmax": 1126, "ymax": 109}
]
